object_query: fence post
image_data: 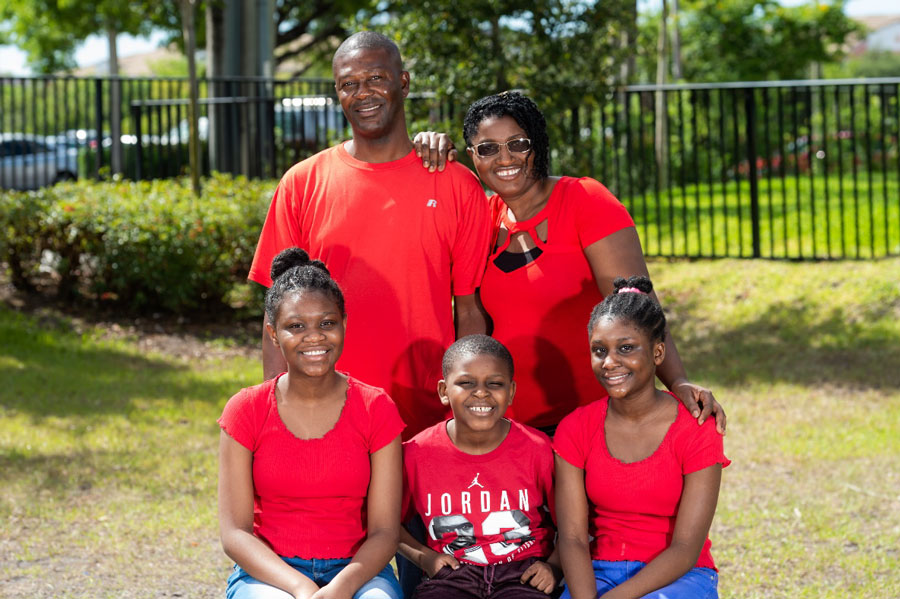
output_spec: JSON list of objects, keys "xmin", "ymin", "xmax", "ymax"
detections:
[
  {"xmin": 94, "ymin": 78, "xmax": 104, "ymax": 178},
  {"xmin": 132, "ymin": 104, "xmax": 143, "ymax": 181},
  {"xmin": 744, "ymin": 87, "xmax": 761, "ymax": 258}
]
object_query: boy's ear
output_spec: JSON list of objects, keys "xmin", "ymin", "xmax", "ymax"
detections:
[
  {"xmin": 508, "ymin": 380, "xmax": 516, "ymax": 405},
  {"xmin": 437, "ymin": 380, "xmax": 450, "ymax": 406}
]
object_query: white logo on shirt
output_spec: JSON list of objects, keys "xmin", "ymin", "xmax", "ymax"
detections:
[
  {"xmin": 426, "ymin": 199, "xmax": 438, "ymax": 207},
  {"xmin": 467, "ymin": 473, "xmax": 484, "ymax": 489}
]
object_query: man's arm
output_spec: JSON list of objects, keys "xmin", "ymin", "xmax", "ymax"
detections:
[
  {"xmin": 453, "ymin": 292, "xmax": 489, "ymax": 338},
  {"xmin": 261, "ymin": 314, "xmax": 287, "ymax": 381}
]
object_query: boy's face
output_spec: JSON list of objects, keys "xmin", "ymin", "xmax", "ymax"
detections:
[{"xmin": 438, "ymin": 353, "xmax": 515, "ymax": 434}]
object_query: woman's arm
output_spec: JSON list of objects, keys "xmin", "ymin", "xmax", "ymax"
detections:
[
  {"xmin": 218, "ymin": 431, "xmax": 319, "ymax": 599},
  {"xmin": 313, "ymin": 436, "xmax": 403, "ymax": 599},
  {"xmin": 583, "ymin": 227, "xmax": 726, "ymax": 433},
  {"xmin": 555, "ymin": 455, "xmax": 598, "ymax": 599},
  {"xmin": 599, "ymin": 464, "xmax": 722, "ymax": 599}
]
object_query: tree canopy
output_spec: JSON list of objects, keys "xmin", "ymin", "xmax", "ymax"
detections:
[
  {"xmin": 0, "ymin": 0, "xmax": 157, "ymax": 73},
  {"xmin": 637, "ymin": 0, "xmax": 864, "ymax": 82}
]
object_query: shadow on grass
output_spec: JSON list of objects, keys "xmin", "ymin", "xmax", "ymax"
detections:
[
  {"xmin": 0, "ymin": 307, "xmax": 244, "ymax": 418},
  {"xmin": 0, "ymin": 445, "xmax": 212, "ymax": 500},
  {"xmin": 669, "ymin": 296, "xmax": 900, "ymax": 389}
]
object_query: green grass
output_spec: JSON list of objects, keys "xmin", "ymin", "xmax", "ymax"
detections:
[
  {"xmin": 627, "ymin": 174, "xmax": 900, "ymax": 259},
  {"xmin": 0, "ymin": 309, "xmax": 259, "ymax": 598},
  {"xmin": 2, "ymin": 258, "xmax": 900, "ymax": 597}
]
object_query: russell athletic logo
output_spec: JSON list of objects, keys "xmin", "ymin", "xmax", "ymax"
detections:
[{"xmin": 426, "ymin": 199, "xmax": 438, "ymax": 207}]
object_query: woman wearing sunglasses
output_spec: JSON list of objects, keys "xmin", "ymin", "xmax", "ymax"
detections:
[{"xmin": 454, "ymin": 91, "xmax": 724, "ymax": 437}]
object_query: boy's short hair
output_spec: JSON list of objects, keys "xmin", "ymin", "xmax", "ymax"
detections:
[{"xmin": 442, "ymin": 334, "xmax": 514, "ymax": 378}]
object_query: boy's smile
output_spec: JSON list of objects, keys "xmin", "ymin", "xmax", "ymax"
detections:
[{"xmin": 439, "ymin": 353, "xmax": 516, "ymax": 438}]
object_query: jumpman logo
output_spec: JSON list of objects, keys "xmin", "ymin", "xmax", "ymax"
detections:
[{"xmin": 467, "ymin": 473, "xmax": 484, "ymax": 489}]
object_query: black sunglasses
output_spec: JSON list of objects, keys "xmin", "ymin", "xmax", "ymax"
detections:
[{"xmin": 468, "ymin": 137, "xmax": 532, "ymax": 158}]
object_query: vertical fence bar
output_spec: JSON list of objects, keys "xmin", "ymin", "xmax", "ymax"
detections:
[
  {"xmin": 835, "ymin": 86, "xmax": 846, "ymax": 258},
  {"xmin": 879, "ymin": 84, "xmax": 889, "ymax": 255},
  {"xmin": 94, "ymin": 78, "xmax": 103, "ymax": 177},
  {"xmin": 745, "ymin": 87, "xmax": 761, "ymax": 258},
  {"xmin": 820, "ymin": 83, "xmax": 831, "ymax": 258},
  {"xmin": 864, "ymin": 84, "xmax": 874, "ymax": 256}
]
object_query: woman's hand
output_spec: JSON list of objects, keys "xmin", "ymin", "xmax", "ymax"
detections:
[
  {"xmin": 520, "ymin": 560, "xmax": 560, "ymax": 594},
  {"xmin": 669, "ymin": 378, "xmax": 726, "ymax": 435},
  {"xmin": 422, "ymin": 549, "xmax": 460, "ymax": 578},
  {"xmin": 412, "ymin": 131, "xmax": 458, "ymax": 172}
]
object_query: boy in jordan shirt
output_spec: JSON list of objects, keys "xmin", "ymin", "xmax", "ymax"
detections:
[{"xmin": 400, "ymin": 335, "xmax": 561, "ymax": 598}]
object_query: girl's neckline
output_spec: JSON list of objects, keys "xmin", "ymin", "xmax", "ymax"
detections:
[
  {"xmin": 602, "ymin": 393, "xmax": 681, "ymax": 465},
  {"xmin": 271, "ymin": 373, "xmax": 350, "ymax": 442}
]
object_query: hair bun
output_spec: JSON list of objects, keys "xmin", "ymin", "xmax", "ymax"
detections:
[
  {"xmin": 613, "ymin": 275, "xmax": 654, "ymax": 294},
  {"xmin": 270, "ymin": 247, "xmax": 311, "ymax": 281}
]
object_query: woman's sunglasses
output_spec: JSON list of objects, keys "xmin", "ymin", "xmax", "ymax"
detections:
[{"xmin": 468, "ymin": 137, "xmax": 532, "ymax": 158}]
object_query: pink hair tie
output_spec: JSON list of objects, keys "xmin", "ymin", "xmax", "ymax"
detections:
[{"xmin": 618, "ymin": 287, "xmax": 645, "ymax": 294}]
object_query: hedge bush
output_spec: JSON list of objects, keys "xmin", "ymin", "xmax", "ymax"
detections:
[{"xmin": 0, "ymin": 174, "xmax": 275, "ymax": 313}]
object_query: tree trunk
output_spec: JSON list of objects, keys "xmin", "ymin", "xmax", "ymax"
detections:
[
  {"xmin": 180, "ymin": 0, "xmax": 201, "ymax": 197},
  {"xmin": 671, "ymin": 0, "xmax": 683, "ymax": 80},
  {"xmin": 620, "ymin": 0, "xmax": 638, "ymax": 85},
  {"xmin": 107, "ymin": 26, "xmax": 123, "ymax": 176},
  {"xmin": 655, "ymin": 0, "xmax": 669, "ymax": 188}
]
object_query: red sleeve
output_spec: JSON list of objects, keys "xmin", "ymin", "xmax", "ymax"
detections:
[
  {"xmin": 552, "ymin": 406, "xmax": 590, "ymax": 469},
  {"xmin": 681, "ymin": 418, "xmax": 731, "ymax": 474},
  {"xmin": 365, "ymin": 388, "xmax": 406, "ymax": 453},
  {"xmin": 248, "ymin": 173, "xmax": 305, "ymax": 288},
  {"xmin": 217, "ymin": 386, "xmax": 265, "ymax": 451},
  {"xmin": 571, "ymin": 177, "xmax": 635, "ymax": 250},
  {"xmin": 449, "ymin": 168, "xmax": 491, "ymax": 296}
]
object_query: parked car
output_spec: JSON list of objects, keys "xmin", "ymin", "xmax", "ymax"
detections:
[
  {"xmin": 274, "ymin": 96, "xmax": 345, "ymax": 147},
  {"xmin": 0, "ymin": 133, "xmax": 79, "ymax": 190}
]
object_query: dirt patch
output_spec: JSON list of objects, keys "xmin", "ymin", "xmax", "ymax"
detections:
[{"xmin": 0, "ymin": 274, "xmax": 260, "ymax": 362}]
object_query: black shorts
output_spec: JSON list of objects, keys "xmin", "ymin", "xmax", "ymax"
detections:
[{"xmin": 412, "ymin": 557, "xmax": 558, "ymax": 599}]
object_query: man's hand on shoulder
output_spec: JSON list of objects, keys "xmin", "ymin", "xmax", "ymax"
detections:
[{"xmin": 413, "ymin": 131, "xmax": 458, "ymax": 172}]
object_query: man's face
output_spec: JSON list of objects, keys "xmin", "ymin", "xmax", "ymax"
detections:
[{"xmin": 333, "ymin": 47, "xmax": 409, "ymax": 140}]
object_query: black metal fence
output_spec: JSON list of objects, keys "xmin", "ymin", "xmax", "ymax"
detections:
[
  {"xmin": 2, "ymin": 75, "xmax": 898, "ymax": 259},
  {"xmin": 546, "ymin": 79, "xmax": 900, "ymax": 260}
]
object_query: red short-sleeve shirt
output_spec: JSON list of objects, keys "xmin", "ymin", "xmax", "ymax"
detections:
[
  {"xmin": 249, "ymin": 144, "xmax": 490, "ymax": 439},
  {"xmin": 554, "ymin": 395, "xmax": 730, "ymax": 569},
  {"xmin": 218, "ymin": 375, "xmax": 405, "ymax": 559},
  {"xmin": 480, "ymin": 177, "xmax": 634, "ymax": 428}
]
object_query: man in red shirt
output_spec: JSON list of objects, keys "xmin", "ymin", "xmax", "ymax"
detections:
[{"xmin": 249, "ymin": 31, "xmax": 490, "ymax": 439}]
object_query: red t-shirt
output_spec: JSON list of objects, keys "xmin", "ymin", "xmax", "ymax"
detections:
[
  {"xmin": 480, "ymin": 177, "xmax": 634, "ymax": 428},
  {"xmin": 402, "ymin": 420, "xmax": 555, "ymax": 566},
  {"xmin": 249, "ymin": 144, "xmax": 490, "ymax": 438},
  {"xmin": 553, "ymin": 395, "xmax": 730, "ymax": 569},
  {"xmin": 218, "ymin": 375, "xmax": 405, "ymax": 559}
]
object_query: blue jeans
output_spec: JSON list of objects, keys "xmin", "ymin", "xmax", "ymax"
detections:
[
  {"xmin": 226, "ymin": 556, "xmax": 402, "ymax": 599},
  {"xmin": 560, "ymin": 560, "xmax": 718, "ymax": 599}
]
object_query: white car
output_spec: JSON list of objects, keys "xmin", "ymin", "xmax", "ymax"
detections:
[{"xmin": 0, "ymin": 133, "xmax": 79, "ymax": 190}]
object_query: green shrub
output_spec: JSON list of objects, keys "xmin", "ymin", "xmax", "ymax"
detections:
[{"xmin": 0, "ymin": 174, "xmax": 274, "ymax": 313}]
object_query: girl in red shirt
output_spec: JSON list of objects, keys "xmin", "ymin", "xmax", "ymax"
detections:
[
  {"xmin": 554, "ymin": 276, "xmax": 729, "ymax": 599},
  {"xmin": 218, "ymin": 247, "xmax": 405, "ymax": 599}
]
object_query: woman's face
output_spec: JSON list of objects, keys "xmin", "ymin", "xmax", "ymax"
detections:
[
  {"xmin": 268, "ymin": 289, "xmax": 346, "ymax": 379},
  {"xmin": 467, "ymin": 115, "xmax": 538, "ymax": 201}
]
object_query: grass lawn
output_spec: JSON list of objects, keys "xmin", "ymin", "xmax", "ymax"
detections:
[{"xmin": 2, "ymin": 257, "xmax": 899, "ymax": 598}]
